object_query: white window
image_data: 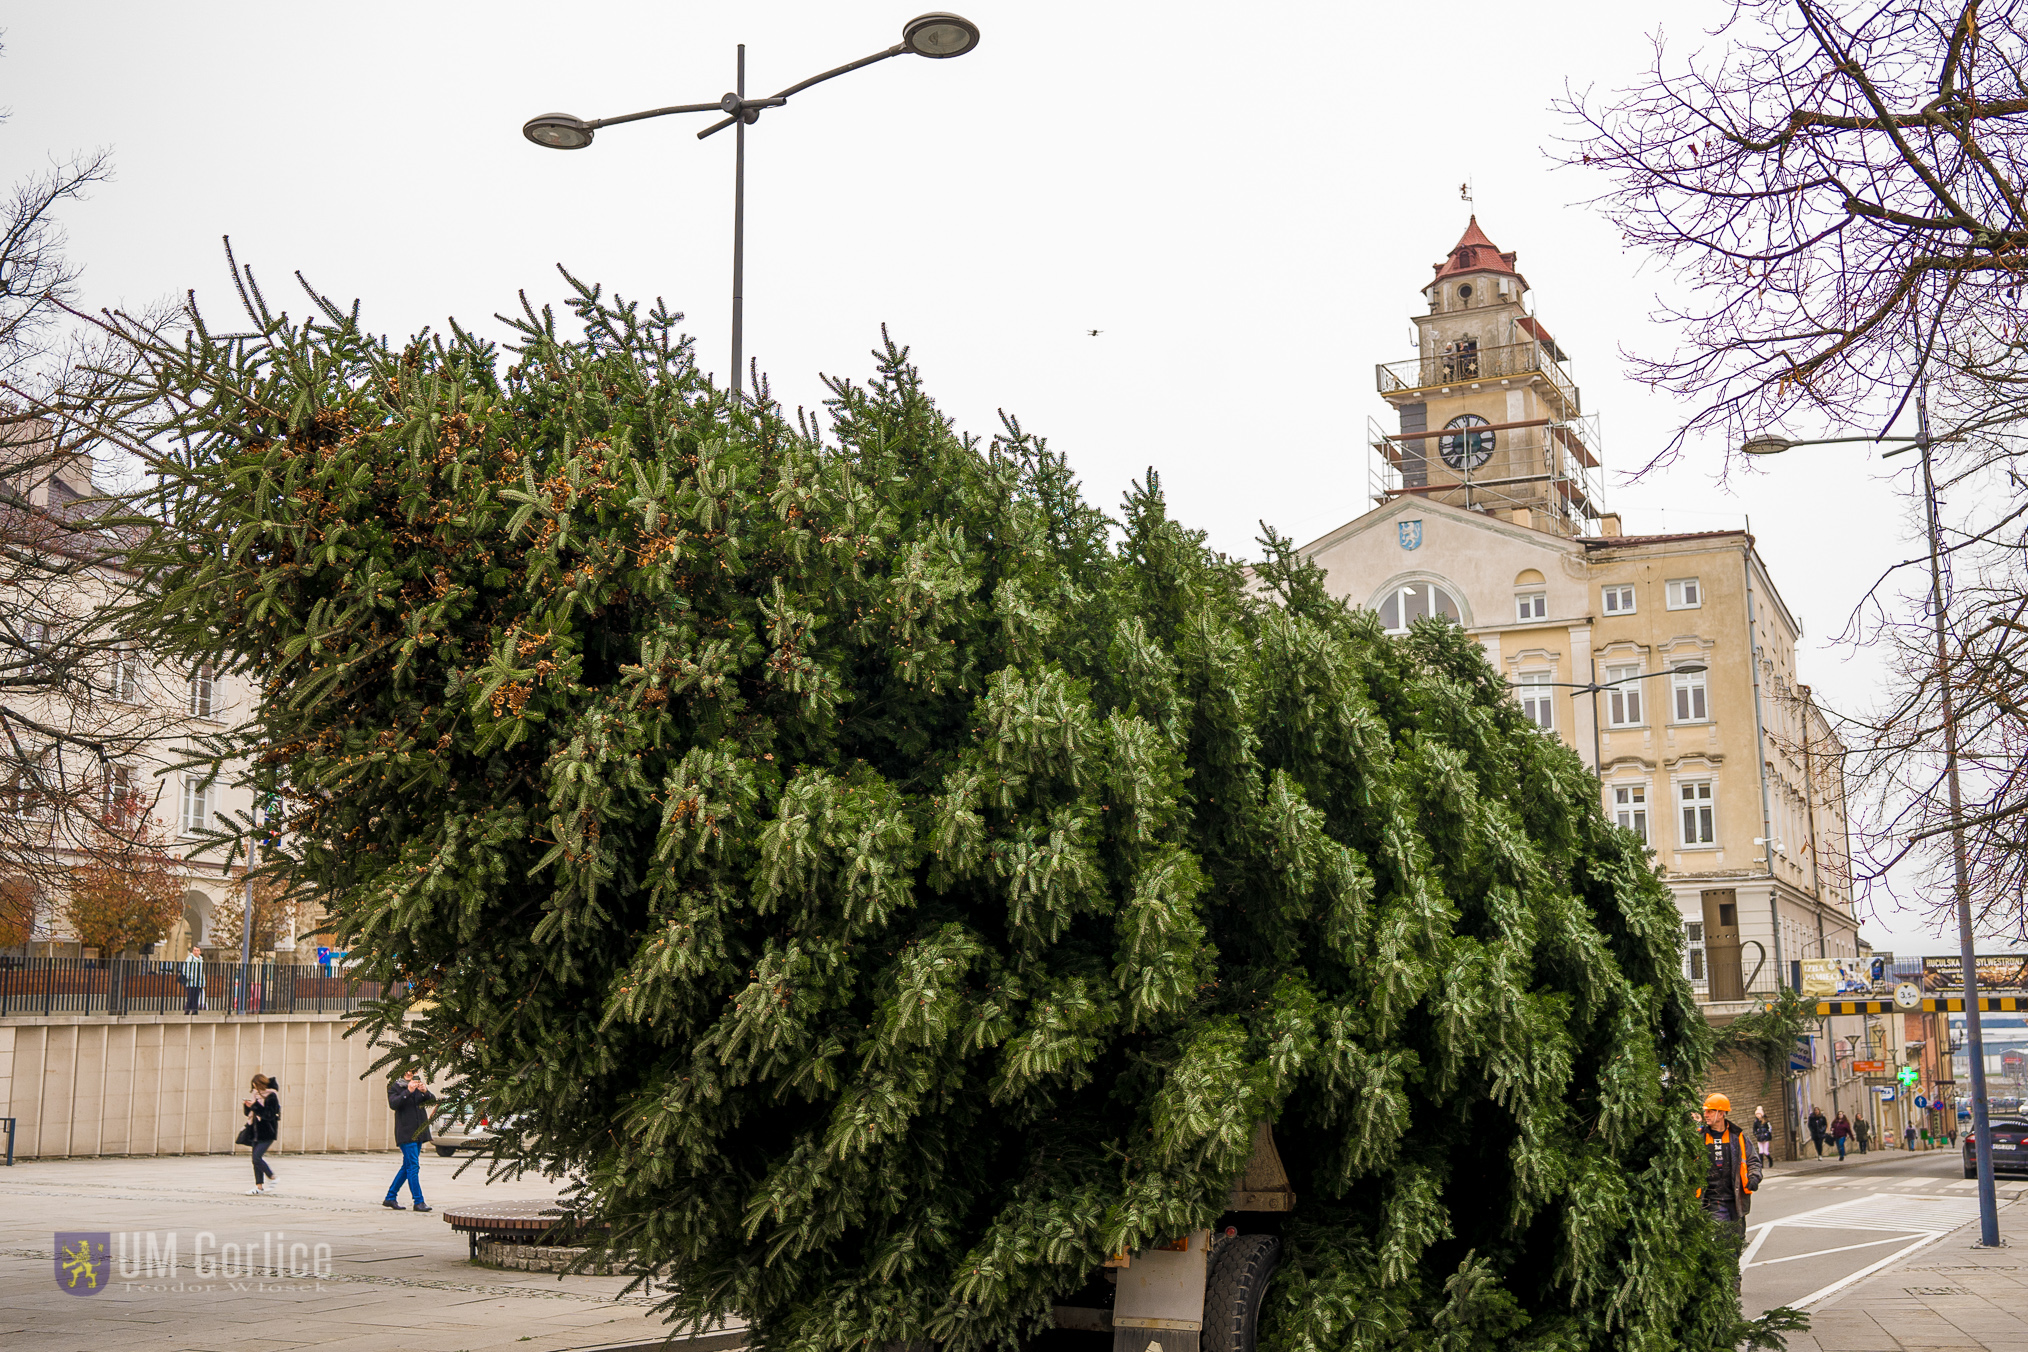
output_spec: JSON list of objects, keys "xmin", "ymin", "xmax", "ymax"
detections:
[
  {"xmin": 1614, "ymin": 784, "xmax": 1649, "ymax": 842},
  {"xmin": 1680, "ymin": 779, "xmax": 1716, "ymax": 846},
  {"xmin": 188, "ymin": 665, "xmax": 215, "ymax": 719},
  {"xmin": 1515, "ymin": 591, "xmax": 1547, "ymax": 621},
  {"xmin": 1604, "ymin": 663, "xmax": 1644, "ymax": 727},
  {"xmin": 1602, "ymin": 584, "xmax": 1636, "ymax": 615},
  {"xmin": 6, "ymin": 743, "xmax": 53, "ymax": 821},
  {"xmin": 181, "ymin": 777, "xmax": 213, "ymax": 835},
  {"xmin": 1666, "ymin": 578, "xmax": 1702, "ymax": 610},
  {"xmin": 1671, "ymin": 666, "xmax": 1709, "ymax": 722},
  {"xmin": 1518, "ymin": 672, "xmax": 1555, "ymax": 730},
  {"xmin": 1684, "ymin": 921, "xmax": 1707, "ymax": 984},
  {"xmin": 1378, "ymin": 582, "xmax": 1463, "ymax": 634},
  {"xmin": 102, "ymin": 763, "xmax": 137, "ymax": 823},
  {"xmin": 111, "ymin": 649, "xmax": 147, "ymax": 703}
]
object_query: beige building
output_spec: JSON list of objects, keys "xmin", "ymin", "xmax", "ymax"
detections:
[
  {"xmin": 1299, "ymin": 220, "xmax": 1859, "ymax": 1138},
  {"xmin": 1, "ymin": 428, "xmax": 266, "ymax": 960}
]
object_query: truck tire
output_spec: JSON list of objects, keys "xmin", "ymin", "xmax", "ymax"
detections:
[{"xmin": 1202, "ymin": 1234, "xmax": 1278, "ymax": 1352}]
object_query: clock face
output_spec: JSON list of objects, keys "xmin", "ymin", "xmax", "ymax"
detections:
[{"xmin": 1439, "ymin": 414, "xmax": 1494, "ymax": 469}]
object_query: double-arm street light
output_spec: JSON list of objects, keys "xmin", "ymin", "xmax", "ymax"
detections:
[
  {"xmin": 522, "ymin": 12, "xmax": 981, "ymax": 401},
  {"xmin": 1742, "ymin": 417, "xmax": 2002, "ymax": 1250},
  {"xmin": 1513, "ymin": 664, "xmax": 1708, "ymax": 780}
]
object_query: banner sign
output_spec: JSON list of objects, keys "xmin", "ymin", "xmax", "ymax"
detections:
[
  {"xmin": 1921, "ymin": 954, "xmax": 2028, "ymax": 994},
  {"xmin": 1852, "ymin": 1059, "xmax": 1886, "ymax": 1074}
]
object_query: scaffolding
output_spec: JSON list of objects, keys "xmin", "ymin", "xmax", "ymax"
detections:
[{"xmin": 1367, "ymin": 337, "xmax": 1608, "ymax": 537}]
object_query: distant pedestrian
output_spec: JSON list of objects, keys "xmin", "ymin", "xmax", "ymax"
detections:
[
  {"xmin": 242, "ymin": 1074, "xmax": 280, "ymax": 1194},
  {"xmin": 383, "ymin": 1070, "xmax": 436, "ymax": 1213},
  {"xmin": 1905, "ymin": 1122, "xmax": 1918, "ymax": 1151},
  {"xmin": 1854, "ymin": 1116, "xmax": 1870, "ymax": 1154},
  {"xmin": 1808, "ymin": 1105, "xmax": 1828, "ymax": 1157},
  {"xmin": 1831, "ymin": 1112, "xmax": 1851, "ymax": 1161},
  {"xmin": 1698, "ymin": 1093, "xmax": 1761, "ymax": 1288},
  {"xmin": 181, "ymin": 945, "xmax": 205, "ymax": 1014},
  {"xmin": 1752, "ymin": 1106, "xmax": 1773, "ymax": 1165}
]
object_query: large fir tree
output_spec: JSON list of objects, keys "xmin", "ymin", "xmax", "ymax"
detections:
[{"xmin": 127, "ymin": 272, "xmax": 1772, "ymax": 1351}]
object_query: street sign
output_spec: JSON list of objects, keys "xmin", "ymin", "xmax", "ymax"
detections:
[
  {"xmin": 1895, "ymin": 981, "xmax": 1922, "ymax": 1010},
  {"xmin": 1915, "ymin": 1094, "xmax": 1931, "ymax": 1109},
  {"xmin": 1853, "ymin": 1059, "xmax": 1886, "ymax": 1074}
]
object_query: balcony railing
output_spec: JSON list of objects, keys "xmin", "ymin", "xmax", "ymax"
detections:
[
  {"xmin": 0, "ymin": 956, "xmax": 384, "ymax": 1017},
  {"xmin": 1376, "ymin": 340, "xmax": 1578, "ymax": 410}
]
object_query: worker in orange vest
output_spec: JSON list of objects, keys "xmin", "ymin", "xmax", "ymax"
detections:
[{"xmin": 1698, "ymin": 1092, "xmax": 1762, "ymax": 1284}]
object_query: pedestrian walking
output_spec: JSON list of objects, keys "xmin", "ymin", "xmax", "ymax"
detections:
[
  {"xmin": 1905, "ymin": 1122, "xmax": 1918, "ymax": 1152},
  {"xmin": 1697, "ymin": 1092, "xmax": 1761, "ymax": 1288},
  {"xmin": 1751, "ymin": 1106, "xmax": 1773, "ymax": 1166},
  {"xmin": 181, "ymin": 945, "xmax": 205, "ymax": 1014},
  {"xmin": 1854, "ymin": 1115, "xmax": 1870, "ymax": 1154},
  {"xmin": 383, "ymin": 1070, "xmax": 436, "ymax": 1213},
  {"xmin": 241, "ymin": 1074, "xmax": 280, "ymax": 1194},
  {"xmin": 1807, "ymin": 1105, "xmax": 1828, "ymax": 1157},
  {"xmin": 1831, "ymin": 1112, "xmax": 1851, "ymax": 1161}
]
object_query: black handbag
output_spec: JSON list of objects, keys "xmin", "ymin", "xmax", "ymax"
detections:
[{"xmin": 235, "ymin": 1124, "xmax": 256, "ymax": 1146}]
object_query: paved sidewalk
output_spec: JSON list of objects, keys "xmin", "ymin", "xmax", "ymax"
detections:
[
  {"xmin": 1773, "ymin": 1142, "xmax": 1954, "ymax": 1180},
  {"xmin": 1784, "ymin": 1190, "xmax": 2024, "ymax": 1351},
  {"xmin": 0, "ymin": 1151, "xmax": 740, "ymax": 1352}
]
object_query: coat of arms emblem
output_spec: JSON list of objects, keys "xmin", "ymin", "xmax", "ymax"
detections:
[
  {"xmin": 1398, "ymin": 519, "xmax": 1423, "ymax": 551},
  {"xmin": 55, "ymin": 1233, "xmax": 110, "ymax": 1296}
]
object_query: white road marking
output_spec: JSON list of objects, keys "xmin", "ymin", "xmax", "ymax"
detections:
[
  {"xmin": 1790, "ymin": 1231, "xmax": 1951, "ymax": 1309},
  {"xmin": 1745, "ymin": 1233, "xmax": 1924, "ymax": 1269}
]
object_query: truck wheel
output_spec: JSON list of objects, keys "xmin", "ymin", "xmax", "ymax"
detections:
[{"xmin": 1202, "ymin": 1235, "xmax": 1279, "ymax": 1352}]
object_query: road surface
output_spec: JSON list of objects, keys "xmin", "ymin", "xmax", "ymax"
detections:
[{"xmin": 1742, "ymin": 1146, "xmax": 2026, "ymax": 1317}]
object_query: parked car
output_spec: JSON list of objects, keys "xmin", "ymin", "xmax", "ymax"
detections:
[
  {"xmin": 1963, "ymin": 1117, "xmax": 2028, "ymax": 1179},
  {"xmin": 429, "ymin": 1107, "xmax": 504, "ymax": 1157}
]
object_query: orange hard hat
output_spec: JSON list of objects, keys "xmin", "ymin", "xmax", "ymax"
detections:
[{"xmin": 1703, "ymin": 1092, "xmax": 1731, "ymax": 1113}]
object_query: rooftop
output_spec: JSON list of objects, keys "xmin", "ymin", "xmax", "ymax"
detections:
[{"xmin": 1431, "ymin": 216, "xmax": 1523, "ymax": 286}]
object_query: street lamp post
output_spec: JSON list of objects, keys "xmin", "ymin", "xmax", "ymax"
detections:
[
  {"xmin": 522, "ymin": 12, "xmax": 981, "ymax": 401},
  {"xmin": 1740, "ymin": 419, "xmax": 2002, "ymax": 1248}
]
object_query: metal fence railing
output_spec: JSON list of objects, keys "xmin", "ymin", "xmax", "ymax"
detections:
[{"xmin": 0, "ymin": 956, "xmax": 384, "ymax": 1018}]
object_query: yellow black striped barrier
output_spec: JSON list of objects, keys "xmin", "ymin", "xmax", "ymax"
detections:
[{"xmin": 1811, "ymin": 995, "xmax": 2028, "ymax": 1015}]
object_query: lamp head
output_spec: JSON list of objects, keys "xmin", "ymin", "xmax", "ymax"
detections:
[
  {"xmin": 1741, "ymin": 434, "xmax": 1794, "ymax": 457},
  {"xmin": 903, "ymin": 11, "xmax": 980, "ymax": 57},
  {"xmin": 524, "ymin": 113, "xmax": 595, "ymax": 150},
  {"xmin": 1671, "ymin": 662, "xmax": 1709, "ymax": 674}
]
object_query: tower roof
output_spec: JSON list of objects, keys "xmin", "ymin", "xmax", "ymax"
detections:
[{"xmin": 1431, "ymin": 216, "xmax": 1522, "ymax": 285}]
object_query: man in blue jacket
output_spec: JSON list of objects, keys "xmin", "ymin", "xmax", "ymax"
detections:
[{"xmin": 383, "ymin": 1071, "xmax": 436, "ymax": 1213}]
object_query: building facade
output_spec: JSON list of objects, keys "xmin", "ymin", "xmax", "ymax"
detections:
[
  {"xmin": 1300, "ymin": 221, "xmax": 1861, "ymax": 1148},
  {"xmin": 1, "ymin": 427, "xmax": 267, "ymax": 961}
]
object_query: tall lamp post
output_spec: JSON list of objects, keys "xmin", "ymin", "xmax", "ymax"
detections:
[
  {"xmin": 1740, "ymin": 420, "xmax": 2002, "ymax": 1249},
  {"xmin": 522, "ymin": 12, "xmax": 981, "ymax": 401}
]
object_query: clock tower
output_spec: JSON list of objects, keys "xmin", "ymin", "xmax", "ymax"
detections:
[{"xmin": 1371, "ymin": 218, "xmax": 1604, "ymax": 537}]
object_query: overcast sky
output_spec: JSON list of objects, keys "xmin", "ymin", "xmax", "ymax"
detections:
[{"xmin": 3, "ymin": 0, "xmax": 1996, "ymax": 955}]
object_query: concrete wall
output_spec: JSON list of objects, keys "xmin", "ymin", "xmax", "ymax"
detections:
[{"xmin": 0, "ymin": 1013, "xmax": 398, "ymax": 1158}]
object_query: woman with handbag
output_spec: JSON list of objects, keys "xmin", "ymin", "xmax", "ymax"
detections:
[{"xmin": 240, "ymin": 1074, "xmax": 280, "ymax": 1194}]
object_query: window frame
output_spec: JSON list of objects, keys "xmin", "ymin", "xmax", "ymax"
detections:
[
  {"xmin": 1684, "ymin": 920, "xmax": 1707, "ymax": 985},
  {"xmin": 1517, "ymin": 671, "xmax": 1556, "ymax": 731},
  {"xmin": 1665, "ymin": 577, "xmax": 1703, "ymax": 611},
  {"xmin": 1671, "ymin": 665, "xmax": 1710, "ymax": 724},
  {"xmin": 1378, "ymin": 581, "xmax": 1464, "ymax": 635},
  {"xmin": 188, "ymin": 665, "xmax": 216, "ymax": 720},
  {"xmin": 111, "ymin": 648, "xmax": 147, "ymax": 704},
  {"xmin": 1601, "ymin": 584, "xmax": 1636, "ymax": 615},
  {"xmin": 1679, "ymin": 778, "xmax": 1716, "ymax": 847},
  {"xmin": 181, "ymin": 776, "xmax": 213, "ymax": 836},
  {"xmin": 1603, "ymin": 662, "xmax": 1645, "ymax": 728},
  {"xmin": 1613, "ymin": 783, "xmax": 1649, "ymax": 843},
  {"xmin": 1515, "ymin": 590, "xmax": 1547, "ymax": 622}
]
